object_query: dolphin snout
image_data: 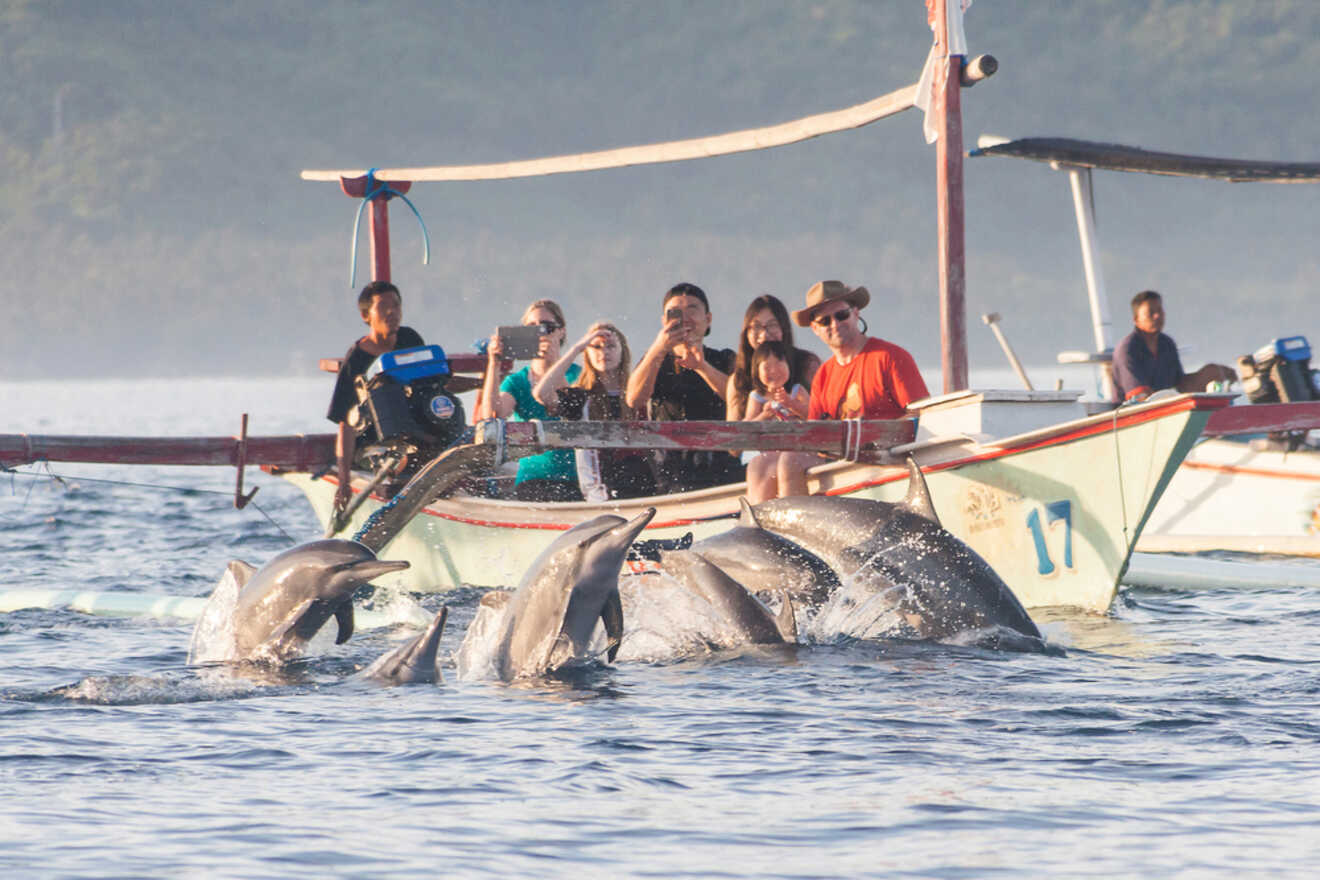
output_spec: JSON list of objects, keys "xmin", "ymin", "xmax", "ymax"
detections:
[
  {"xmin": 345, "ymin": 559, "xmax": 411, "ymax": 582},
  {"xmin": 613, "ymin": 507, "xmax": 657, "ymax": 545}
]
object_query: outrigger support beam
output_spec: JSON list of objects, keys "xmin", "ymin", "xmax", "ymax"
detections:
[
  {"xmin": 233, "ymin": 413, "xmax": 259, "ymax": 510},
  {"xmin": 489, "ymin": 418, "xmax": 918, "ymax": 465}
]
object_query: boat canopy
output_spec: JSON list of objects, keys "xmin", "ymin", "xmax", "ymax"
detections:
[{"xmin": 970, "ymin": 136, "xmax": 1320, "ymax": 183}]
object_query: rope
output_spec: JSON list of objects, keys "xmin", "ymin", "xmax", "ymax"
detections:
[
  {"xmin": 1111, "ymin": 406, "xmax": 1130, "ymax": 548},
  {"xmin": 347, "ymin": 168, "xmax": 432, "ymax": 287},
  {"xmin": 842, "ymin": 419, "xmax": 864, "ymax": 461},
  {"xmin": 1, "ymin": 465, "xmax": 299, "ymax": 543}
]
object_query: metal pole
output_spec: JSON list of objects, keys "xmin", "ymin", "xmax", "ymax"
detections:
[
  {"xmin": 934, "ymin": 0, "xmax": 969, "ymax": 393},
  {"xmin": 981, "ymin": 313, "xmax": 1033, "ymax": 390},
  {"xmin": 1066, "ymin": 167, "xmax": 1116, "ymax": 400}
]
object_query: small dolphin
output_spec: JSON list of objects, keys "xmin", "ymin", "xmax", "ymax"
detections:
[
  {"xmin": 481, "ymin": 508, "xmax": 655, "ymax": 681},
  {"xmin": 660, "ymin": 550, "xmax": 796, "ymax": 646},
  {"xmin": 691, "ymin": 498, "xmax": 839, "ymax": 607},
  {"xmin": 230, "ymin": 540, "xmax": 410, "ymax": 663},
  {"xmin": 361, "ymin": 608, "xmax": 449, "ymax": 685},
  {"xmin": 752, "ymin": 460, "xmax": 1042, "ymax": 644}
]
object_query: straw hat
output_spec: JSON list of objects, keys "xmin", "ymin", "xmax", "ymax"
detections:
[{"xmin": 792, "ymin": 280, "xmax": 871, "ymax": 327}]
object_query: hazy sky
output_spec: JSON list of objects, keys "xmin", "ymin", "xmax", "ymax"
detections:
[{"xmin": 4, "ymin": 2, "xmax": 1317, "ymax": 385}]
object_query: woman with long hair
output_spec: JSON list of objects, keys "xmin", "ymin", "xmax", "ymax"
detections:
[
  {"xmin": 726, "ymin": 294, "xmax": 820, "ymax": 421},
  {"xmin": 534, "ymin": 321, "xmax": 635, "ymax": 418},
  {"xmin": 534, "ymin": 321, "xmax": 655, "ymax": 500}
]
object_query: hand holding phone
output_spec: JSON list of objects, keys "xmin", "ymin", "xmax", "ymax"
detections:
[{"xmin": 496, "ymin": 325, "xmax": 543, "ymax": 359}]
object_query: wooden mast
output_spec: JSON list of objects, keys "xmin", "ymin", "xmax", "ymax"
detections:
[
  {"xmin": 338, "ymin": 175, "xmax": 413, "ymax": 281},
  {"xmin": 932, "ymin": 0, "xmax": 969, "ymax": 393}
]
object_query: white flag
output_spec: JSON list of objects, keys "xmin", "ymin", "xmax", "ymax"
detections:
[{"xmin": 915, "ymin": 0, "xmax": 973, "ymax": 144}]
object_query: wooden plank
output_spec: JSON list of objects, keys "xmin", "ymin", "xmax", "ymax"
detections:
[
  {"xmin": 1, "ymin": 419, "xmax": 918, "ymax": 471},
  {"xmin": 496, "ymin": 419, "xmax": 916, "ymax": 458},
  {"xmin": 1203, "ymin": 402, "xmax": 1320, "ymax": 436},
  {"xmin": 0, "ymin": 434, "xmax": 335, "ymax": 469},
  {"xmin": 301, "ymin": 84, "xmax": 918, "ymax": 183}
]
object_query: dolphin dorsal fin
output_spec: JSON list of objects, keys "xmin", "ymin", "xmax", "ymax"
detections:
[
  {"xmin": 737, "ymin": 497, "xmax": 762, "ymax": 529},
  {"xmin": 333, "ymin": 602, "xmax": 355, "ymax": 645},
  {"xmin": 226, "ymin": 560, "xmax": 257, "ymax": 590},
  {"xmin": 773, "ymin": 591, "xmax": 798, "ymax": 643},
  {"xmin": 600, "ymin": 589, "xmax": 624, "ymax": 663},
  {"xmin": 901, "ymin": 456, "xmax": 941, "ymax": 526}
]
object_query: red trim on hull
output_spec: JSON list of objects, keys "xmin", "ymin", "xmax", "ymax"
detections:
[
  {"xmin": 829, "ymin": 395, "xmax": 1219, "ymax": 496},
  {"xmin": 1180, "ymin": 460, "xmax": 1320, "ymax": 481}
]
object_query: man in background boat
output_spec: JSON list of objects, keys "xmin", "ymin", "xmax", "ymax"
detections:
[
  {"xmin": 1112, "ymin": 290, "xmax": 1234, "ymax": 403},
  {"xmin": 326, "ymin": 280, "xmax": 425, "ymax": 514},
  {"xmin": 796, "ymin": 280, "xmax": 929, "ymax": 421},
  {"xmin": 626, "ymin": 282, "xmax": 744, "ymax": 493}
]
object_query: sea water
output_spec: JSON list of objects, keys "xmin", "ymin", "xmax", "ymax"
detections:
[{"xmin": 2, "ymin": 377, "xmax": 1319, "ymax": 878}]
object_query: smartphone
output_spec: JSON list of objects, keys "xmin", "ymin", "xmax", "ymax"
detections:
[
  {"xmin": 666, "ymin": 307, "xmax": 683, "ymax": 324},
  {"xmin": 496, "ymin": 325, "xmax": 543, "ymax": 359}
]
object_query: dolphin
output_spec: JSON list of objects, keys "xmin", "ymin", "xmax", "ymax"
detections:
[
  {"xmin": 690, "ymin": 498, "xmax": 839, "ymax": 607},
  {"xmin": 361, "ymin": 608, "xmax": 449, "ymax": 685},
  {"xmin": 751, "ymin": 459, "xmax": 1042, "ymax": 644},
  {"xmin": 482, "ymin": 508, "xmax": 655, "ymax": 681},
  {"xmin": 659, "ymin": 550, "xmax": 796, "ymax": 646},
  {"xmin": 229, "ymin": 539, "xmax": 410, "ymax": 663}
]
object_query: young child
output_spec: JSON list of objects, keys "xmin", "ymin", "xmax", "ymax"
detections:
[
  {"xmin": 745, "ymin": 341, "xmax": 810, "ymax": 422},
  {"xmin": 743, "ymin": 341, "xmax": 812, "ymax": 503}
]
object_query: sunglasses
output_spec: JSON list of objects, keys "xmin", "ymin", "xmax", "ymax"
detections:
[
  {"xmin": 534, "ymin": 320, "xmax": 563, "ymax": 335},
  {"xmin": 812, "ymin": 307, "xmax": 852, "ymax": 327}
]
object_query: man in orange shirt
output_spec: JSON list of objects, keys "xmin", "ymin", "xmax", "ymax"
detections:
[{"xmin": 793, "ymin": 280, "xmax": 929, "ymax": 421}]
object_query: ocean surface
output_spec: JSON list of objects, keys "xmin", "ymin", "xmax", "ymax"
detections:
[{"xmin": 3, "ymin": 377, "xmax": 1319, "ymax": 879}]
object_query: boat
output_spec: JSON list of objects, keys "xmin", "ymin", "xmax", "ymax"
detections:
[
  {"xmin": 277, "ymin": 389, "xmax": 1224, "ymax": 612},
  {"xmin": 970, "ymin": 135, "xmax": 1320, "ymax": 556}
]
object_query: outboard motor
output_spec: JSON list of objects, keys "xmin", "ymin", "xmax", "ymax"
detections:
[
  {"xmin": 347, "ymin": 345, "xmax": 467, "ymax": 485},
  {"xmin": 1237, "ymin": 336, "xmax": 1319, "ymax": 404},
  {"xmin": 1235, "ymin": 335, "xmax": 1320, "ymax": 452}
]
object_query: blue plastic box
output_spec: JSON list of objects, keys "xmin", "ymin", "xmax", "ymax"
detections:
[
  {"xmin": 376, "ymin": 345, "xmax": 451, "ymax": 383},
  {"xmin": 1255, "ymin": 336, "xmax": 1310, "ymax": 364}
]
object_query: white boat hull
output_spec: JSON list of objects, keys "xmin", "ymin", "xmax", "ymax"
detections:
[
  {"xmin": 1137, "ymin": 437, "xmax": 1320, "ymax": 555},
  {"xmin": 282, "ymin": 394, "xmax": 1219, "ymax": 613}
]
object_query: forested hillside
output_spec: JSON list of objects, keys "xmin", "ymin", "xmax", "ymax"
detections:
[{"xmin": 3, "ymin": 1, "xmax": 1317, "ymax": 378}]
